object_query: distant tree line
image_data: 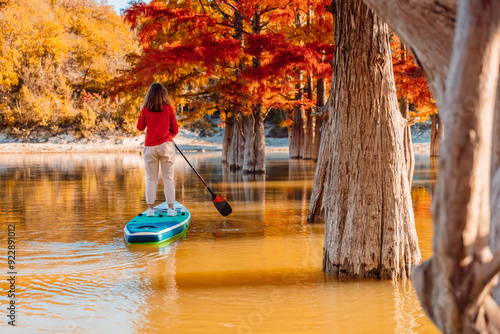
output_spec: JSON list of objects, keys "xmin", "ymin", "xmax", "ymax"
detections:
[{"xmin": 0, "ymin": 0, "xmax": 139, "ymax": 137}]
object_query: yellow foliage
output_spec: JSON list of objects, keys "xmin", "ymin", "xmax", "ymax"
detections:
[
  {"xmin": 0, "ymin": 0, "xmax": 140, "ymax": 134},
  {"xmin": 77, "ymin": 103, "xmax": 96, "ymax": 130}
]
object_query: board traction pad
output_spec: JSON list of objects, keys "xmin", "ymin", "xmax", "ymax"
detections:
[{"xmin": 124, "ymin": 201, "xmax": 191, "ymax": 244}]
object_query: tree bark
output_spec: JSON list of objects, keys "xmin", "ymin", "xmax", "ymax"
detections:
[
  {"xmin": 313, "ymin": 78, "xmax": 327, "ymax": 162},
  {"xmin": 430, "ymin": 113, "xmax": 442, "ymax": 157},
  {"xmin": 361, "ymin": 0, "xmax": 457, "ymax": 110},
  {"xmin": 307, "ymin": 78, "xmax": 329, "ymax": 223},
  {"xmin": 318, "ymin": 0, "xmax": 421, "ymax": 278},
  {"xmin": 303, "ymin": 73, "xmax": 315, "ymax": 160},
  {"xmin": 228, "ymin": 112, "xmax": 247, "ymax": 171},
  {"xmin": 492, "ymin": 73, "xmax": 500, "ymax": 303},
  {"xmin": 399, "ymin": 97, "xmax": 415, "ymax": 184},
  {"xmin": 240, "ymin": 9, "xmax": 266, "ymax": 174},
  {"xmin": 222, "ymin": 7, "xmax": 243, "ymax": 165},
  {"xmin": 411, "ymin": 1, "xmax": 500, "ymax": 329},
  {"xmin": 362, "ymin": 0, "xmax": 500, "ymax": 331},
  {"xmin": 242, "ymin": 107, "xmax": 266, "ymax": 174},
  {"xmin": 307, "ymin": 92, "xmax": 332, "ymax": 224},
  {"xmin": 222, "ymin": 111, "xmax": 234, "ymax": 163},
  {"xmin": 289, "ymin": 69, "xmax": 305, "ymax": 159},
  {"xmin": 493, "ymin": 74, "xmax": 500, "ymax": 175},
  {"xmin": 399, "ymin": 42, "xmax": 416, "ymax": 185}
]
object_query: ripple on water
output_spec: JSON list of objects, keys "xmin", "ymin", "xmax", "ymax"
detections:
[{"xmin": 0, "ymin": 152, "xmax": 439, "ymax": 333}]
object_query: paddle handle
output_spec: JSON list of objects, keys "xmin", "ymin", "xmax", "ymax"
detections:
[{"xmin": 173, "ymin": 141, "xmax": 215, "ymax": 197}]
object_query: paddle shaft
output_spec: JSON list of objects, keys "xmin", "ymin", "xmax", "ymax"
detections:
[{"xmin": 173, "ymin": 141, "xmax": 215, "ymax": 197}]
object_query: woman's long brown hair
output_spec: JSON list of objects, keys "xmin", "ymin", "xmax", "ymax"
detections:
[{"xmin": 142, "ymin": 83, "xmax": 173, "ymax": 112}]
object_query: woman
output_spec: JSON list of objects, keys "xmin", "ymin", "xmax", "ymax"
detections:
[{"xmin": 137, "ymin": 83, "xmax": 179, "ymax": 217}]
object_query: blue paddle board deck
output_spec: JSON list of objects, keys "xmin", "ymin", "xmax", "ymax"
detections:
[{"xmin": 124, "ymin": 201, "xmax": 191, "ymax": 244}]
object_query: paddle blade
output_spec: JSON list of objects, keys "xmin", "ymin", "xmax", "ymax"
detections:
[{"xmin": 213, "ymin": 195, "xmax": 232, "ymax": 216}]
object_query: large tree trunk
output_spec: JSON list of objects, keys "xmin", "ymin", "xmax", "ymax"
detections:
[
  {"xmin": 492, "ymin": 74, "xmax": 500, "ymax": 303},
  {"xmin": 307, "ymin": 95, "xmax": 332, "ymax": 224},
  {"xmin": 242, "ymin": 107, "xmax": 266, "ymax": 174},
  {"xmin": 289, "ymin": 69, "xmax": 305, "ymax": 159},
  {"xmin": 493, "ymin": 75, "xmax": 500, "ymax": 175},
  {"xmin": 362, "ymin": 0, "xmax": 500, "ymax": 331},
  {"xmin": 318, "ymin": 0, "xmax": 421, "ymax": 278},
  {"xmin": 303, "ymin": 74, "xmax": 315, "ymax": 160},
  {"xmin": 240, "ymin": 10, "xmax": 266, "ymax": 174},
  {"xmin": 222, "ymin": 111, "xmax": 234, "ymax": 163},
  {"xmin": 228, "ymin": 113, "xmax": 247, "ymax": 171},
  {"xmin": 222, "ymin": 8, "xmax": 243, "ymax": 165},
  {"xmin": 313, "ymin": 78, "xmax": 327, "ymax": 162},
  {"xmin": 411, "ymin": 2, "xmax": 500, "ymax": 330},
  {"xmin": 307, "ymin": 78, "xmax": 329, "ymax": 223},
  {"xmin": 400, "ymin": 97, "xmax": 416, "ymax": 184},
  {"xmin": 430, "ymin": 113, "xmax": 442, "ymax": 157},
  {"xmin": 399, "ymin": 42, "xmax": 416, "ymax": 185}
]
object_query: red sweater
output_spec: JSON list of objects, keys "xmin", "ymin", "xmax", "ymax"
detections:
[{"xmin": 137, "ymin": 104, "xmax": 179, "ymax": 146}]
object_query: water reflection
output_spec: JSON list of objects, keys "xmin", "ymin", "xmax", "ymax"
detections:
[
  {"xmin": 0, "ymin": 152, "xmax": 438, "ymax": 333},
  {"xmin": 411, "ymin": 155, "xmax": 437, "ymax": 260}
]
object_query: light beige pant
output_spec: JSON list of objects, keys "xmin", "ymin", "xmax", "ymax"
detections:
[{"xmin": 144, "ymin": 141, "xmax": 175, "ymax": 205}]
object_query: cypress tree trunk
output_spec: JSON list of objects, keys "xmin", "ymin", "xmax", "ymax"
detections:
[
  {"xmin": 410, "ymin": 1, "xmax": 500, "ymax": 329},
  {"xmin": 490, "ymin": 75, "xmax": 500, "ymax": 303},
  {"xmin": 289, "ymin": 12, "xmax": 306, "ymax": 159},
  {"xmin": 320, "ymin": 0, "xmax": 421, "ymax": 278},
  {"xmin": 399, "ymin": 43, "xmax": 415, "ymax": 185},
  {"xmin": 400, "ymin": 97, "xmax": 415, "ymax": 184},
  {"xmin": 303, "ymin": 74, "xmax": 315, "ymax": 160},
  {"xmin": 228, "ymin": 113, "xmax": 247, "ymax": 171},
  {"xmin": 430, "ymin": 113, "xmax": 442, "ymax": 157},
  {"xmin": 307, "ymin": 95, "xmax": 331, "ymax": 224},
  {"xmin": 362, "ymin": 0, "xmax": 500, "ymax": 330},
  {"xmin": 222, "ymin": 111, "xmax": 234, "ymax": 163},
  {"xmin": 222, "ymin": 8, "xmax": 243, "ymax": 165},
  {"xmin": 241, "ymin": 9, "xmax": 266, "ymax": 174},
  {"xmin": 289, "ymin": 69, "xmax": 305, "ymax": 159},
  {"xmin": 243, "ymin": 107, "xmax": 266, "ymax": 174},
  {"xmin": 307, "ymin": 78, "xmax": 328, "ymax": 223},
  {"xmin": 313, "ymin": 78, "xmax": 327, "ymax": 162}
]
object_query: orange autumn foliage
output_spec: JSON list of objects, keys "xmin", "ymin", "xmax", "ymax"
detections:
[
  {"xmin": 111, "ymin": 0, "xmax": 333, "ymax": 122},
  {"xmin": 391, "ymin": 35, "xmax": 437, "ymax": 121}
]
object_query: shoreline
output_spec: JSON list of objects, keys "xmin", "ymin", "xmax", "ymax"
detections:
[
  {"xmin": 0, "ymin": 130, "xmax": 430, "ymax": 154},
  {"xmin": 0, "ymin": 140, "xmax": 431, "ymax": 154}
]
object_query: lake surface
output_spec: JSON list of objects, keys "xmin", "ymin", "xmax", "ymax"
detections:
[{"xmin": 0, "ymin": 151, "xmax": 438, "ymax": 333}]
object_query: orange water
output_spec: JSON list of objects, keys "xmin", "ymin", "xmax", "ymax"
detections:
[{"xmin": 0, "ymin": 152, "xmax": 438, "ymax": 333}]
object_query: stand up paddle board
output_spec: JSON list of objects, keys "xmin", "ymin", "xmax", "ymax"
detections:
[{"xmin": 124, "ymin": 201, "xmax": 191, "ymax": 244}]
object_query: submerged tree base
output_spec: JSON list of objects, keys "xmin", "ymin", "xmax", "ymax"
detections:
[{"xmin": 317, "ymin": 0, "xmax": 421, "ymax": 279}]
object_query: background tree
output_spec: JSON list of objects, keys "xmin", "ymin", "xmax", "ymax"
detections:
[
  {"xmin": 309, "ymin": 0, "xmax": 421, "ymax": 278},
  {"xmin": 391, "ymin": 36, "xmax": 436, "ymax": 182},
  {"xmin": 117, "ymin": 0, "xmax": 332, "ymax": 173},
  {"xmin": 362, "ymin": 0, "xmax": 500, "ymax": 331},
  {"xmin": 285, "ymin": 2, "xmax": 333, "ymax": 160},
  {"xmin": 0, "ymin": 0, "xmax": 138, "ymax": 135}
]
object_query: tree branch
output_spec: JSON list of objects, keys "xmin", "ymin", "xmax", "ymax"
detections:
[
  {"xmin": 483, "ymin": 295, "xmax": 500, "ymax": 330},
  {"xmin": 259, "ymin": 20, "xmax": 270, "ymax": 30},
  {"xmin": 362, "ymin": 0, "xmax": 456, "ymax": 106},
  {"xmin": 219, "ymin": 0, "xmax": 253, "ymax": 22},
  {"xmin": 492, "ymin": 73, "xmax": 500, "ymax": 176},
  {"xmin": 260, "ymin": 21, "xmax": 278, "ymax": 34},
  {"xmin": 261, "ymin": 6, "xmax": 278, "ymax": 15},
  {"xmin": 263, "ymin": 100, "xmax": 278, "ymax": 119},
  {"xmin": 278, "ymin": 93, "xmax": 296, "ymax": 101},
  {"xmin": 210, "ymin": 1, "xmax": 232, "ymax": 21},
  {"xmin": 198, "ymin": 0, "xmax": 208, "ymax": 14},
  {"xmin": 405, "ymin": 117, "xmax": 420, "ymax": 127},
  {"xmin": 216, "ymin": 22, "xmax": 236, "ymax": 30},
  {"xmin": 219, "ymin": 0, "xmax": 239, "ymax": 14},
  {"xmin": 477, "ymin": 250, "xmax": 500, "ymax": 297}
]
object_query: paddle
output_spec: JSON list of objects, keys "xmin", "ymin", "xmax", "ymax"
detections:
[{"xmin": 173, "ymin": 141, "xmax": 232, "ymax": 217}]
